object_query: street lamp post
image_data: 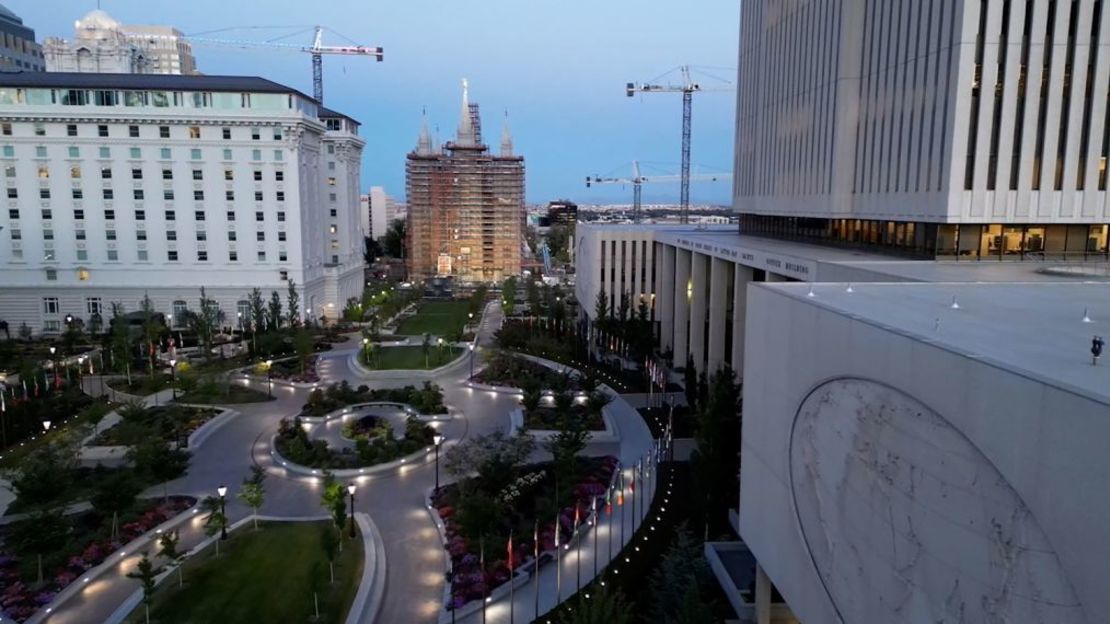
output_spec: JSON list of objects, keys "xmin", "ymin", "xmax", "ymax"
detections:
[
  {"xmin": 76, "ymin": 355, "xmax": 85, "ymax": 391},
  {"xmin": 265, "ymin": 359, "xmax": 273, "ymax": 398},
  {"xmin": 49, "ymin": 346, "xmax": 58, "ymax": 388},
  {"xmin": 437, "ymin": 337, "xmax": 444, "ymax": 364},
  {"xmin": 433, "ymin": 434, "xmax": 445, "ymax": 491},
  {"xmin": 362, "ymin": 337, "xmax": 370, "ymax": 367},
  {"xmin": 347, "ymin": 483, "xmax": 357, "ymax": 538},
  {"xmin": 42, "ymin": 420, "xmax": 51, "ymax": 433},
  {"xmin": 169, "ymin": 359, "xmax": 177, "ymax": 400},
  {"xmin": 468, "ymin": 343, "xmax": 475, "ymax": 378},
  {"xmin": 217, "ymin": 485, "xmax": 228, "ymax": 540},
  {"xmin": 467, "ymin": 312, "xmax": 473, "ymax": 333}
]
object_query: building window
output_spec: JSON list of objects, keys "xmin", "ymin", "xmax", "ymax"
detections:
[
  {"xmin": 99, "ymin": 146, "xmax": 110, "ymax": 158},
  {"xmin": 228, "ymin": 231, "xmax": 237, "ymax": 241},
  {"xmin": 101, "ymin": 167, "xmax": 112, "ymax": 179},
  {"xmin": 257, "ymin": 251, "xmax": 266, "ymax": 261},
  {"xmin": 227, "ymin": 211, "xmax": 236, "ymax": 221},
  {"xmin": 39, "ymin": 188, "xmax": 50, "ymax": 199},
  {"xmin": 0, "ymin": 123, "xmax": 9, "ymax": 136},
  {"xmin": 135, "ymin": 209, "xmax": 145, "ymax": 220},
  {"xmin": 254, "ymin": 191, "xmax": 263, "ymax": 201},
  {"xmin": 160, "ymin": 148, "xmax": 171, "ymax": 159},
  {"xmin": 195, "ymin": 210, "xmax": 205, "ymax": 221},
  {"xmin": 229, "ymin": 251, "xmax": 238, "ymax": 261},
  {"xmin": 35, "ymin": 146, "xmax": 46, "ymax": 158},
  {"xmin": 129, "ymin": 125, "xmax": 140, "ymax": 138},
  {"xmin": 104, "ymin": 209, "xmax": 115, "ymax": 220},
  {"xmin": 37, "ymin": 165, "xmax": 49, "ymax": 179},
  {"xmin": 74, "ymin": 209, "xmax": 84, "ymax": 220},
  {"xmin": 196, "ymin": 231, "xmax": 207, "ymax": 241},
  {"xmin": 328, "ymin": 161, "xmax": 336, "ymax": 171},
  {"xmin": 194, "ymin": 190, "xmax": 205, "ymax": 201},
  {"xmin": 251, "ymin": 128, "xmax": 260, "ymax": 140},
  {"xmin": 253, "ymin": 170, "xmax": 263, "ymax": 181},
  {"xmin": 2, "ymin": 145, "xmax": 13, "ymax": 157},
  {"xmin": 256, "ymin": 231, "xmax": 265, "ymax": 241},
  {"xmin": 106, "ymin": 249, "xmax": 118, "ymax": 261},
  {"xmin": 76, "ymin": 249, "xmax": 87, "ymax": 261},
  {"xmin": 103, "ymin": 189, "xmax": 114, "ymax": 200},
  {"xmin": 132, "ymin": 168, "xmax": 143, "ymax": 180},
  {"xmin": 276, "ymin": 191, "xmax": 284, "ymax": 202},
  {"xmin": 133, "ymin": 189, "xmax": 144, "ymax": 200},
  {"xmin": 222, "ymin": 128, "xmax": 231, "ymax": 140},
  {"xmin": 273, "ymin": 128, "xmax": 283, "ymax": 140},
  {"xmin": 86, "ymin": 297, "xmax": 103, "ymax": 316},
  {"xmin": 7, "ymin": 208, "xmax": 17, "ymax": 219},
  {"xmin": 329, "ymin": 193, "xmax": 337, "ymax": 202},
  {"xmin": 70, "ymin": 166, "xmax": 81, "ymax": 179},
  {"xmin": 327, "ymin": 177, "xmax": 336, "ymax": 186},
  {"xmin": 251, "ymin": 150, "xmax": 262, "ymax": 161},
  {"xmin": 46, "ymin": 268, "xmax": 58, "ymax": 281},
  {"xmin": 4, "ymin": 166, "xmax": 14, "ymax": 178},
  {"xmin": 43, "ymin": 297, "xmax": 59, "ymax": 314},
  {"xmin": 160, "ymin": 126, "xmax": 170, "ymax": 139},
  {"xmin": 189, "ymin": 126, "xmax": 201, "ymax": 139},
  {"xmin": 190, "ymin": 148, "xmax": 202, "ymax": 160},
  {"xmin": 226, "ymin": 190, "xmax": 235, "ymax": 201},
  {"xmin": 275, "ymin": 170, "xmax": 284, "ymax": 181},
  {"xmin": 98, "ymin": 125, "xmax": 109, "ymax": 138},
  {"xmin": 165, "ymin": 210, "xmax": 175, "ymax": 221},
  {"xmin": 72, "ymin": 188, "xmax": 83, "ymax": 200},
  {"xmin": 162, "ymin": 169, "xmax": 173, "ymax": 180},
  {"xmin": 164, "ymin": 190, "xmax": 174, "ymax": 201},
  {"xmin": 129, "ymin": 147, "xmax": 141, "ymax": 159},
  {"xmin": 192, "ymin": 169, "xmax": 203, "ymax": 181},
  {"xmin": 67, "ymin": 124, "xmax": 77, "ymax": 137},
  {"xmin": 42, "ymin": 228, "xmax": 53, "ymax": 240},
  {"xmin": 222, "ymin": 148, "xmax": 232, "ymax": 160},
  {"xmin": 41, "ymin": 208, "xmax": 51, "ymax": 219},
  {"xmin": 278, "ymin": 231, "xmax": 286, "ymax": 242},
  {"xmin": 255, "ymin": 211, "xmax": 264, "ymax": 222},
  {"xmin": 106, "ymin": 229, "xmax": 116, "ymax": 241},
  {"xmin": 273, "ymin": 150, "xmax": 283, "ymax": 161},
  {"xmin": 279, "ymin": 269, "xmax": 289, "ymax": 280},
  {"xmin": 197, "ymin": 250, "xmax": 208, "ymax": 261},
  {"xmin": 224, "ymin": 169, "xmax": 234, "ymax": 181},
  {"xmin": 5, "ymin": 188, "xmax": 15, "ymax": 199},
  {"xmin": 136, "ymin": 230, "xmax": 147, "ymax": 241},
  {"xmin": 68, "ymin": 146, "xmax": 80, "ymax": 158},
  {"xmin": 277, "ymin": 212, "xmax": 285, "ymax": 222},
  {"xmin": 75, "ymin": 229, "xmax": 85, "ymax": 240},
  {"xmin": 168, "ymin": 250, "xmax": 178, "ymax": 262},
  {"xmin": 9, "ymin": 228, "xmax": 19, "ymax": 240},
  {"xmin": 166, "ymin": 230, "xmax": 177, "ymax": 241},
  {"xmin": 329, "ymin": 208, "xmax": 336, "ymax": 217},
  {"xmin": 137, "ymin": 249, "xmax": 148, "ymax": 261}
]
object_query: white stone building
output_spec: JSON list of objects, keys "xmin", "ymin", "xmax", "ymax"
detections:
[
  {"xmin": 0, "ymin": 72, "xmax": 364, "ymax": 334},
  {"xmin": 362, "ymin": 185, "xmax": 396, "ymax": 240},
  {"xmin": 43, "ymin": 10, "xmax": 197, "ymax": 75}
]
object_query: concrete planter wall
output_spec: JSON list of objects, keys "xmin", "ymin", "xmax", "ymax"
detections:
[
  {"xmin": 508, "ymin": 407, "xmax": 621, "ymax": 444},
  {"xmin": 298, "ymin": 401, "xmax": 450, "ymax": 425},
  {"xmin": 269, "ymin": 432, "xmax": 455, "ymax": 479},
  {"xmin": 78, "ymin": 406, "xmax": 235, "ymax": 468},
  {"xmin": 346, "ymin": 344, "xmax": 471, "ymax": 381}
]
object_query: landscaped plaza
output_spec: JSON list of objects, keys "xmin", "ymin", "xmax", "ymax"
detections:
[{"xmin": 0, "ymin": 286, "xmax": 715, "ymax": 624}]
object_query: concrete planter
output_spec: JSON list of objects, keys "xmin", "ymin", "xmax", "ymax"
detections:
[
  {"xmin": 269, "ymin": 432, "xmax": 454, "ymax": 479},
  {"xmin": 78, "ymin": 406, "xmax": 235, "ymax": 467},
  {"xmin": 346, "ymin": 344, "xmax": 471, "ymax": 381},
  {"xmin": 508, "ymin": 407, "xmax": 621, "ymax": 444}
]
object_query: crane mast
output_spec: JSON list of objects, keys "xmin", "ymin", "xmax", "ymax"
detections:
[{"xmin": 586, "ymin": 160, "xmax": 728, "ymax": 223}]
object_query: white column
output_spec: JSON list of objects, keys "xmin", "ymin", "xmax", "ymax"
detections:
[
  {"xmin": 672, "ymin": 248, "xmax": 691, "ymax": 365},
  {"xmin": 707, "ymin": 257, "xmax": 729, "ymax": 373},
  {"xmin": 732, "ymin": 264, "xmax": 753, "ymax": 378},
  {"xmin": 658, "ymin": 244, "xmax": 676, "ymax": 351},
  {"xmin": 755, "ymin": 563, "xmax": 772, "ymax": 624},
  {"xmin": 689, "ymin": 253, "xmax": 708, "ymax": 374}
]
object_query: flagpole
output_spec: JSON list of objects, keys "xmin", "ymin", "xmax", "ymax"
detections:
[
  {"xmin": 607, "ymin": 483, "xmax": 614, "ymax": 566},
  {"xmin": 575, "ymin": 503, "xmax": 581, "ymax": 594},
  {"xmin": 480, "ymin": 536, "xmax": 487, "ymax": 624},
  {"xmin": 533, "ymin": 520, "xmax": 540, "ymax": 621},
  {"xmin": 508, "ymin": 533, "xmax": 514, "ymax": 624},
  {"xmin": 592, "ymin": 497, "xmax": 598, "ymax": 578},
  {"xmin": 555, "ymin": 516, "xmax": 561, "ymax": 604}
]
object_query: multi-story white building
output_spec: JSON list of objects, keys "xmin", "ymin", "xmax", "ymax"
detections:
[
  {"xmin": 363, "ymin": 185, "xmax": 396, "ymax": 240},
  {"xmin": 44, "ymin": 10, "xmax": 197, "ymax": 75},
  {"xmin": 0, "ymin": 4, "xmax": 43, "ymax": 72},
  {"xmin": 736, "ymin": 0, "xmax": 1110, "ymax": 259},
  {"xmin": 0, "ymin": 72, "xmax": 364, "ymax": 335}
]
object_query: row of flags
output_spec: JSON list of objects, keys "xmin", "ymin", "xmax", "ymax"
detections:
[{"xmin": 0, "ymin": 372, "xmax": 64, "ymax": 412}]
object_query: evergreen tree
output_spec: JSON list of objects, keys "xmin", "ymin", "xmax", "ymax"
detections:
[
  {"xmin": 286, "ymin": 279, "xmax": 301, "ymax": 327},
  {"xmin": 267, "ymin": 291, "xmax": 283, "ymax": 332}
]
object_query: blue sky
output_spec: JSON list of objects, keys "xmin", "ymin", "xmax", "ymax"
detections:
[{"xmin": 11, "ymin": 0, "xmax": 739, "ymax": 205}]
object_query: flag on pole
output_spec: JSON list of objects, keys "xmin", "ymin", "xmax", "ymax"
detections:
[
  {"xmin": 1, "ymin": 389, "xmax": 5, "ymax": 412},
  {"xmin": 507, "ymin": 533, "xmax": 514, "ymax": 573},
  {"xmin": 605, "ymin": 483, "xmax": 613, "ymax": 515},
  {"xmin": 32, "ymin": 378, "xmax": 38, "ymax": 398},
  {"xmin": 573, "ymin": 502, "xmax": 580, "ymax": 534},
  {"xmin": 533, "ymin": 520, "xmax": 539, "ymax": 561},
  {"xmin": 21, "ymin": 379, "xmax": 27, "ymax": 400},
  {"xmin": 554, "ymin": 515, "xmax": 561, "ymax": 548}
]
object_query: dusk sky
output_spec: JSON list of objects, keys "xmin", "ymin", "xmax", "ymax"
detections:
[{"xmin": 11, "ymin": 0, "xmax": 739, "ymax": 205}]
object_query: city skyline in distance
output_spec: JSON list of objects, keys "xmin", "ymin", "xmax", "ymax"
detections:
[{"xmin": 9, "ymin": 0, "xmax": 739, "ymax": 205}]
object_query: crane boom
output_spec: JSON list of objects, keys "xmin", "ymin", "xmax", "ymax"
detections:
[
  {"xmin": 166, "ymin": 25, "xmax": 383, "ymax": 103},
  {"xmin": 586, "ymin": 160, "xmax": 729, "ymax": 222}
]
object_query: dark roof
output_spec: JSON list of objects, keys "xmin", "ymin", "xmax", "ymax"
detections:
[
  {"xmin": 318, "ymin": 105, "xmax": 360, "ymax": 126},
  {"xmin": 0, "ymin": 71, "xmax": 314, "ymax": 100}
]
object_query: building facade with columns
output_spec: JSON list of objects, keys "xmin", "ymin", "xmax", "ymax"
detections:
[{"xmin": 0, "ymin": 72, "xmax": 364, "ymax": 335}]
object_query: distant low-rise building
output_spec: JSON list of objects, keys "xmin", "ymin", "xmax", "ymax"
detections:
[
  {"xmin": 0, "ymin": 4, "xmax": 43, "ymax": 72},
  {"xmin": 43, "ymin": 10, "xmax": 197, "ymax": 75}
]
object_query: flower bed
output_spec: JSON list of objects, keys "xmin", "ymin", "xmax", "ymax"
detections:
[
  {"xmin": 0, "ymin": 496, "xmax": 195, "ymax": 622},
  {"xmin": 299, "ymin": 380, "xmax": 445, "ymax": 418},
  {"xmin": 275, "ymin": 415, "xmax": 435, "ymax": 470},
  {"xmin": 522, "ymin": 405, "xmax": 605, "ymax": 431},
  {"xmin": 471, "ymin": 353, "xmax": 581, "ymax": 392},
  {"xmin": 259, "ymin": 356, "xmax": 319, "ymax": 384},
  {"xmin": 340, "ymin": 414, "xmax": 391, "ymax": 441},
  {"xmin": 431, "ymin": 456, "xmax": 618, "ymax": 610},
  {"xmin": 92, "ymin": 405, "xmax": 219, "ymax": 447}
]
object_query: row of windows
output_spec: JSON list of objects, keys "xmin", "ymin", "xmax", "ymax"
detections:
[
  {"xmin": 8, "ymin": 207, "xmax": 288, "ymax": 222},
  {"xmin": 22, "ymin": 165, "xmax": 285, "ymax": 182},
  {"xmin": 0, "ymin": 88, "xmax": 306, "ymax": 115},
  {"xmin": 6, "ymin": 186, "xmax": 289, "ymax": 202},
  {"xmin": 0, "ymin": 122, "xmax": 285, "ymax": 142},
  {"xmin": 1, "ymin": 144, "xmax": 285, "ymax": 162},
  {"xmin": 11, "ymin": 227, "xmax": 289, "ymax": 242},
  {"xmin": 24, "ymin": 248, "xmax": 290, "ymax": 266}
]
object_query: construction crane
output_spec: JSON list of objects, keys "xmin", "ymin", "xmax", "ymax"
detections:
[
  {"xmin": 586, "ymin": 161, "xmax": 729, "ymax": 223},
  {"xmin": 168, "ymin": 26, "xmax": 383, "ymax": 103},
  {"xmin": 626, "ymin": 65, "xmax": 732, "ymax": 222}
]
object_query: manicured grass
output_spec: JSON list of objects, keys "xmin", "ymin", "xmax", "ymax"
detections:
[
  {"xmin": 395, "ymin": 300, "xmax": 473, "ymax": 336},
  {"xmin": 0, "ymin": 399, "xmax": 110, "ymax": 470},
  {"xmin": 360, "ymin": 345, "xmax": 463, "ymax": 370},
  {"xmin": 177, "ymin": 383, "xmax": 274, "ymax": 404},
  {"xmin": 107, "ymin": 375, "xmax": 172, "ymax": 396},
  {"xmin": 137, "ymin": 521, "xmax": 363, "ymax": 624}
]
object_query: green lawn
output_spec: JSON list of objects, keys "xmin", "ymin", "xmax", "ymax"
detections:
[
  {"xmin": 0, "ymin": 400, "xmax": 111, "ymax": 470},
  {"xmin": 136, "ymin": 521, "xmax": 363, "ymax": 624},
  {"xmin": 360, "ymin": 345, "xmax": 464, "ymax": 370},
  {"xmin": 395, "ymin": 300, "xmax": 474, "ymax": 336},
  {"xmin": 177, "ymin": 383, "xmax": 274, "ymax": 404}
]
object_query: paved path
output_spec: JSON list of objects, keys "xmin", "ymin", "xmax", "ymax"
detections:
[{"xmin": 38, "ymin": 300, "xmax": 655, "ymax": 624}]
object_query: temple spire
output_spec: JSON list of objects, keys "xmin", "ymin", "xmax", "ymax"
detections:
[
  {"xmin": 456, "ymin": 78, "xmax": 476, "ymax": 145},
  {"xmin": 500, "ymin": 109, "xmax": 513, "ymax": 157},
  {"xmin": 416, "ymin": 107, "xmax": 433, "ymax": 155}
]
